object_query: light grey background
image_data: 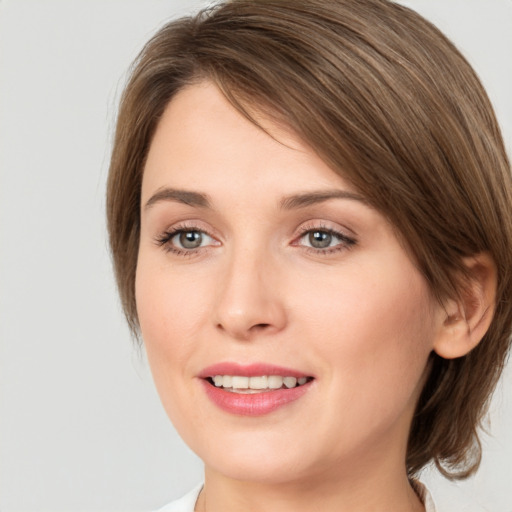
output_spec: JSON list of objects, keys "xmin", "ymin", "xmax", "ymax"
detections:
[{"xmin": 0, "ymin": 1, "xmax": 510, "ymax": 511}]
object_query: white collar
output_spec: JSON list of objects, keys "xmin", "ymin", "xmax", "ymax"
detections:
[{"xmin": 412, "ymin": 479, "xmax": 437, "ymax": 511}]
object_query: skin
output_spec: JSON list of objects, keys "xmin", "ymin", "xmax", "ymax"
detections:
[{"xmin": 135, "ymin": 81, "xmax": 452, "ymax": 511}]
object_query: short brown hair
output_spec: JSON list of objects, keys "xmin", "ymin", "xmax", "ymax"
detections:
[{"xmin": 107, "ymin": 0, "xmax": 512, "ymax": 479}]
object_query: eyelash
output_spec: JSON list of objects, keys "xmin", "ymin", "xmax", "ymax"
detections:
[
  {"xmin": 154, "ymin": 223, "xmax": 215, "ymax": 257},
  {"xmin": 294, "ymin": 223, "xmax": 357, "ymax": 255},
  {"xmin": 154, "ymin": 223, "xmax": 357, "ymax": 256}
]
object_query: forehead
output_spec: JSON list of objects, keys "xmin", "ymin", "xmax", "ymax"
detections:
[{"xmin": 142, "ymin": 81, "xmax": 357, "ymax": 204}]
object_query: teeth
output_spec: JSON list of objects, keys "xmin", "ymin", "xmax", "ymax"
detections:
[
  {"xmin": 283, "ymin": 377, "xmax": 297, "ymax": 388},
  {"xmin": 249, "ymin": 376, "xmax": 267, "ymax": 389},
  {"xmin": 268, "ymin": 375, "xmax": 283, "ymax": 389},
  {"xmin": 211, "ymin": 375, "xmax": 310, "ymax": 391},
  {"xmin": 232, "ymin": 376, "xmax": 249, "ymax": 389}
]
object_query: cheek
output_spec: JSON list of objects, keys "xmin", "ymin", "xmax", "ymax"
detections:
[
  {"xmin": 135, "ymin": 260, "xmax": 213, "ymax": 428},
  {"xmin": 134, "ymin": 258, "xmax": 215, "ymax": 408},
  {"xmin": 293, "ymin": 259, "xmax": 435, "ymax": 412},
  {"xmin": 136, "ymin": 261, "xmax": 210, "ymax": 348}
]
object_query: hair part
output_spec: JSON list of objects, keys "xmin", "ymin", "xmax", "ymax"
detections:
[{"xmin": 107, "ymin": 0, "xmax": 512, "ymax": 479}]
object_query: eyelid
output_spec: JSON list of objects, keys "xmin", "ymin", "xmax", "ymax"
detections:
[
  {"xmin": 157, "ymin": 219, "xmax": 221, "ymax": 241},
  {"xmin": 292, "ymin": 221, "xmax": 357, "ymax": 252},
  {"xmin": 154, "ymin": 221, "xmax": 221, "ymax": 254},
  {"xmin": 153, "ymin": 219, "xmax": 357, "ymax": 256},
  {"xmin": 295, "ymin": 219, "xmax": 356, "ymax": 239}
]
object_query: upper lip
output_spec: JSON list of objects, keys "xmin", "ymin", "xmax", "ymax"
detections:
[{"xmin": 198, "ymin": 362, "xmax": 313, "ymax": 379}]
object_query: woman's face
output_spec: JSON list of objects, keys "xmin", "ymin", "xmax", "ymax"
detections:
[{"xmin": 136, "ymin": 81, "xmax": 444, "ymax": 485}]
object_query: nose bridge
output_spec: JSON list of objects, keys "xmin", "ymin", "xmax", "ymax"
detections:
[{"xmin": 213, "ymin": 239, "xmax": 286, "ymax": 339}]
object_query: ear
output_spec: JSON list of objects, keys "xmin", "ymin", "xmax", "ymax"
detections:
[{"xmin": 433, "ymin": 253, "xmax": 497, "ymax": 359}]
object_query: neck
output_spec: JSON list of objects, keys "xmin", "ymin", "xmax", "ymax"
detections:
[{"xmin": 197, "ymin": 457, "xmax": 425, "ymax": 512}]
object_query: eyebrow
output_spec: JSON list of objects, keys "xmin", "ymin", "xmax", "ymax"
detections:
[
  {"xmin": 280, "ymin": 190, "xmax": 367, "ymax": 209},
  {"xmin": 144, "ymin": 187, "xmax": 211, "ymax": 210},
  {"xmin": 144, "ymin": 187, "xmax": 367, "ymax": 211}
]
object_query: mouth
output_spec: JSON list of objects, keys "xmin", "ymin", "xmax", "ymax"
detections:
[
  {"xmin": 205, "ymin": 375, "xmax": 314, "ymax": 393},
  {"xmin": 198, "ymin": 363, "xmax": 315, "ymax": 415}
]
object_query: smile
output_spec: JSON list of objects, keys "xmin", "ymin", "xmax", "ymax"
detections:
[
  {"xmin": 207, "ymin": 375, "xmax": 312, "ymax": 393},
  {"xmin": 199, "ymin": 363, "xmax": 315, "ymax": 415}
]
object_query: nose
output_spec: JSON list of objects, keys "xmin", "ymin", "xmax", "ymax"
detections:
[{"xmin": 213, "ymin": 246, "xmax": 287, "ymax": 341}]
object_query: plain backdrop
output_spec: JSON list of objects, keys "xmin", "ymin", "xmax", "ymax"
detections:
[{"xmin": 0, "ymin": 1, "xmax": 511, "ymax": 511}]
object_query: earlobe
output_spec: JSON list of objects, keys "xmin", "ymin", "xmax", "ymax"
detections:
[{"xmin": 433, "ymin": 253, "xmax": 497, "ymax": 359}]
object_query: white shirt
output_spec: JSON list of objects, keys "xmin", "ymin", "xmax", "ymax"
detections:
[
  {"xmin": 155, "ymin": 483, "xmax": 203, "ymax": 512},
  {"xmin": 155, "ymin": 481, "xmax": 437, "ymax": 511}
]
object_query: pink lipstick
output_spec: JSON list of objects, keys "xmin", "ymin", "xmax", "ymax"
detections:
[{"xmin": 198, "ymin": 362, "xmax": 314, "ymax": 416}]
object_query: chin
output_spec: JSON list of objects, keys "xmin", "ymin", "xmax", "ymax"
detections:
[
  {"xmin": 207, "ymin": 453, "xmax": 314, "ymax": 485},
  {"xmin": 201, "ymin": 429, "xmax": 337, "ymax": 486}
]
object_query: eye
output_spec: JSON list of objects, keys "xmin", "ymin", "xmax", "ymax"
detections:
[
  {"xmin": 305, "ymin": 230, "xmax": 335, "ymax": 249},
  {"xmin": 156, "ymin": 227, "xmax": 219, "ymax": 254},
  {"xmin": 296, "ymin": 227, "xmax": 356, "ymax": 253},
  {"xmin": 175, "ymin": 230, "xmax": 209, "ymax": 249}
]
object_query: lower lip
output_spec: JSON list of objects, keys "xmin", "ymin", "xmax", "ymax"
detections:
[{"xmin": 201, "ymin": 380, "xmax": 312, "ymax": 416}]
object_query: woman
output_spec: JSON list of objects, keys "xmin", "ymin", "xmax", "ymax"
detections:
[{"xmin": 107, "ymin": 0, "xmax": 512, "ymax": 510}]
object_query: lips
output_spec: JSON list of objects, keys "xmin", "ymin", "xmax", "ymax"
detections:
[
  {"xmin": 199, "ymin": 362, "xmax": 312, "ymax": 379},
  {"xmin": 198, "ymin": 362, "xmax": 315, "ymax": 416}
]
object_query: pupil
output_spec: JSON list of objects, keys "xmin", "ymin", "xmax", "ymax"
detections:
[
  {"xmin": 179, "ymin": 231, "xmax": 202, "ymax": 249},
  {"xmin": 309, "ymin": 231, "xmax": 331, "ymax": 248}
]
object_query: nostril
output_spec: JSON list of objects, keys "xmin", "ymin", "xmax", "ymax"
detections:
[{"xmin": 251, "ymin": 323, "xmax": 271, "ymax": 332}]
